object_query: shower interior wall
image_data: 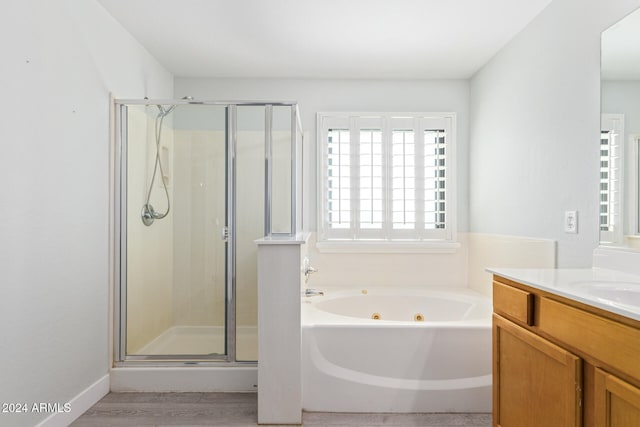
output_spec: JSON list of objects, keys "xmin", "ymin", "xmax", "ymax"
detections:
[
  {"xmin": 172, "ymin": 127, "xmax": 226, "ymax": 329},
  {"xmin": 126, "ymin": 107, "xmax": 175, "ymax": 353},
  {"xmin": 125, "ymin": 104, "xmax": 293, "ymax": 357}
]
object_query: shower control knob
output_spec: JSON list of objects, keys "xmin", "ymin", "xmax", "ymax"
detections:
[{"xmin": 302, "ymin": 256, "xmax": 318, "ymax": 283}]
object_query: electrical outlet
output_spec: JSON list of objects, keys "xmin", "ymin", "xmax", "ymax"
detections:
[{"xmin": 565, "ymin": 211, "xmax": 578, "ymax": 233}]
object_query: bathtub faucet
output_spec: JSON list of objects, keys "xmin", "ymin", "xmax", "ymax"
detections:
[{"xmin": 303, "ymin": 288, "xmax": 324, "ymax": 297}]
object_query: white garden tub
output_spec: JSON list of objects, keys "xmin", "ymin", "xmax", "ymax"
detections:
[{"xmin": 301, "ymin": 287, "xmax": 492, "ymax": 413}]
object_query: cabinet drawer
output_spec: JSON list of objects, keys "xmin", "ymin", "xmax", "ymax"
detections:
[
  {"xmin": 539, "ymin": 297, "xmax": 640, "ymax": 381},
  {"xmin": 493, "ymin": 281, "xmax": 534, "ymax": 326}
]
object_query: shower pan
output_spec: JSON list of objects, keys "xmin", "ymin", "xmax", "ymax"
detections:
[{"xmin": 113, "ymin": 99, "xmax": 303, "ymax": 365}]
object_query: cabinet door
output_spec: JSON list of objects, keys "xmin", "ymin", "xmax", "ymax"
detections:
[
  {"xmin": 493, "ymin": 314, "xmax": 582, "ymax": 427},
  {"xmin": 595, "ymin": 368, "xmax": 640, "ymax": 426}
]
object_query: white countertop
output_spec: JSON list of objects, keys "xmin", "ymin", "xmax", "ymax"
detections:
[{"xmin": 487, "ymin": 267, "xmax": 640, "ymax": 322}]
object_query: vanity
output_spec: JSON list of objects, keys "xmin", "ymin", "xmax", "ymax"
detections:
[
  {"xmin": 488, "ymin": 4, "xmax": 640, "ymax": 425},
  {"xmin": 489, "ymin": 267, "xmax": 640, "ymax": 426}
]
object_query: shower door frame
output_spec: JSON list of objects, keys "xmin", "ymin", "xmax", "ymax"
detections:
[{"xmin": 113, "ymin": 99, "xmax": 301, "ymax": 366}]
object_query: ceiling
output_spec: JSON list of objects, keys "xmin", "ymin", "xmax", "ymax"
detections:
[{"xmin": 97, "ymin": 0, "xmax": 553, "ymax": 80}]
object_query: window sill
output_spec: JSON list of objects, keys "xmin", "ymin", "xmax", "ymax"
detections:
[{"xmin": 315, "ymin": 240, "xmax": 460, "ymax": 254}]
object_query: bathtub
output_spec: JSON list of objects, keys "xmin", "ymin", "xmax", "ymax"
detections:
[{"xmin": 301, "ymin": 287, "xmax": 492, "ymax": 413}]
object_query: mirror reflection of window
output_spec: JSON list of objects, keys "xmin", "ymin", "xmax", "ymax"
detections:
[
  {"xmin": 600, "ymin": 130, "xmax": 612, "ymax": 231},
  {"xmin": 600, "ymin": 114, "xmax": 624, "ymax": 245}
]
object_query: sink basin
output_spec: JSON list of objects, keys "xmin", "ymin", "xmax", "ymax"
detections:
[{"xmin": 569, "ymin": 281, "xmax": 640, "ymax": 310}]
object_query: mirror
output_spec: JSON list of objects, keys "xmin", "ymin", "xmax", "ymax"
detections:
[{"xmin": 600, "ymin": 8, "xmax": 640, "ymax": 246}]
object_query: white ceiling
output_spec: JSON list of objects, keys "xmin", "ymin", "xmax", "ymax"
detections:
[
  {"xmin": 601, "ymin": 7, "xmax": 640, "ymax": 80},
  {"xmin": 97, "ymin": 0, "xmax": 553, "ymax": 80}
]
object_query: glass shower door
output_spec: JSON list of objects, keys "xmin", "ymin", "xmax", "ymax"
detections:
[
  {"xmin": 122, "ymin": 103, "xmax": 228, "ymax": 359},
  {"xmin": 116, "ymin": 100, "xmax": 300, "ymax": 364}
]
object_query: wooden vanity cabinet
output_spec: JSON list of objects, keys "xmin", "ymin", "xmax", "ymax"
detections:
[{"xmin": 492, "ymin": 275, "xmax": 640, "ymax": 427}]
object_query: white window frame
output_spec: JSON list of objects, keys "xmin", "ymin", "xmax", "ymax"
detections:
[{"xmin": 317, "ymin": 112, "xmax": 458, "ymax": 253}]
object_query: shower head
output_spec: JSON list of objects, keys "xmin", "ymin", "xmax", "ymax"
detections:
[
  {"xmin": 156, "ymin": 97, "xmax": 193, "ymax": 117},
  {"xmin": 156, "ymin": 104, "xmax": 176, "ymax": 117}
]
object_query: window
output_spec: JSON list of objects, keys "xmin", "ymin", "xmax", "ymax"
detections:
[{"xmin": 318, "ymin": 112, "xmax": 457, "ymax": 251}]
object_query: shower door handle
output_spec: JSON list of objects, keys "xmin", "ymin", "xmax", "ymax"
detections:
[{"xmin": 221, "ymin": 226, "xmax": 229, "ymax": 242}]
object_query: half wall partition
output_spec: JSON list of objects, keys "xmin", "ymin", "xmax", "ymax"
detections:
[{"xmin": 113, "ymin": 100, "xmax": 302, "ymax": 364}]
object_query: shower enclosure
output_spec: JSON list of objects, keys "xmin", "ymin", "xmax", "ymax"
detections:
[{"xmin": 113, "ymin": 99, "xmax": 303, "ymax": 364}]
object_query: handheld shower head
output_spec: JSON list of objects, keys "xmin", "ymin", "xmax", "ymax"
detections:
[
  {"xmin": 143, "ymin": 98, "xmax": 191, "ymax": 226},
  {"xmin": 143, "ymin": 103, "xmax": 176, "ymax": 226},
  {"xmin": 156, "ymin": 104, "xmax": 176, "ymax": 117}
]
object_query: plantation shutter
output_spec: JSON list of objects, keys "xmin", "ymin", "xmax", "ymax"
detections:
[{"xmin": 319, "ymin": 113, "xmax": 455, "ymax": 243}]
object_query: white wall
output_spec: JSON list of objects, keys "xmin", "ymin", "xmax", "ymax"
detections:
[
  {"xmin": 0, "ymin": 0, "xmax": 173, "ymax": 425},
  {"xmin": 469, "ymin": 0, "xmax": 640, "ymax": 267}
]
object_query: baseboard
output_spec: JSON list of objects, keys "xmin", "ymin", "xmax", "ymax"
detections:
[{"xmin": 36, "ymin": 374, "xmax": 109, "ymax": 427}]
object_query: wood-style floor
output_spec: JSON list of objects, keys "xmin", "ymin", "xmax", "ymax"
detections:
[{"xmin": 71, "ymin": 392, "xmax": 492, "ymax": 426}]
